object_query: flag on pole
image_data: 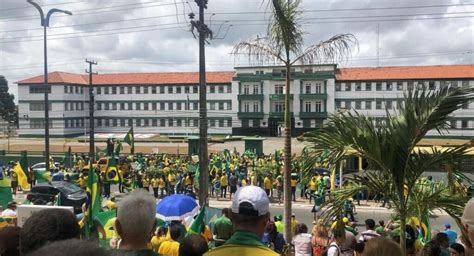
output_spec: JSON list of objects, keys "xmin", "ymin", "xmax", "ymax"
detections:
[
  {"xmin": 54, "ymin": 192, "xmax": 62, "ymax": 206},
  {"xmin": 85, "ymin": 163, "xmax": 101, "ymax": 238},
  {"xmin": 63, "ymin": 147, "xmax": 72, "ymax": 168},
  {"xmin": 34, "ymin": 170, "xmax": 52, "ymax": 183},
  {"xmin": 188, "ymin": 206, "xmax": 206, "ymax": 235},
  {"xmin": 0, "ymin": 171, "xmax": 12, "ymax": 209},
  {"xmin": 14, "ymin": 151, "xmax": 30, "ymax": 190},
  {"xmin": 114, "ymin": 140, "xmax": 123, "ymax": 156},
  {"xmin": 124, "ymin": 127, "xmax": 134, "ymax": 154}
]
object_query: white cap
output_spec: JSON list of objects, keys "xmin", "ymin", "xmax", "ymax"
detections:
[
  {"xmin": 462, "ymin": 198, "xmax": 474, "ymax": 232},
  {"xmin": 231, "ymin": 185, "xmax": 269, "ymax": 216}
]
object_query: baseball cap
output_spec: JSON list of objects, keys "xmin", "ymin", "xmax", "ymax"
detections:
[
  {"xmin": 343, "ymin": 217, "xmax": 349, "ymax": 224},
  {"xmin": 231, "ymin": 185, "xmax": 269, "ymax": 217},
  {"xmin": 462, "ymin": 198, "xmax": 474, "ymax": 232},
  {"xmin": 444, "ymin": 223, "xmax": 451, "ymax": 229}
]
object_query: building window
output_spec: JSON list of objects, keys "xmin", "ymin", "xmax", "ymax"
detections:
[
  {"xmin": 210, "ymin": 120, "xmax": 216, "ymax": 127},
  {"xmin": 218, "ymin": 119, "xmax": 224, "ymax": 127},
  {"xmin": 274, "ymin": 102, "xmax": 284, "ymax": 112},
  {"xmin": 97, "ymin": 103, "xmax": 102, "ymax": 111},
  {"xmin": 143, "ymin": 102, "xmax": 149, "ymax": 111},
  {"xmin": 160, "ymin": 86, "xmax": 165, "ymax": 94},
  {"xmin": 168, "ymin": 86, "xmax": 173, "ymax": 94},
  {"xmin": 75, "ymin": 86, "xmax": 79, "ymax": 94},
  {"xmin": 275, "ymin": 84, "xmax": 284, "ymax": 94},
  {"xmin": 345, "ymin": 100, "xmax": 351, "ymax": 109},
  {"xmin": 128, "ymin": 102, "xmax": 133, "ymax": 110},
  {"xmin": 355, "ymin": 100, "xmax": 361, "ymax": 110},
  {"xmin": 355, "ymin": 83, "xmax": 361, "ymax": 91},
  {"xmin": 210, "ymin": 102, "xmax": 215, "ymax": 110},
  {"xmin": 243, "ymin": 85, "xmax": 250, "ymax": 94},
  {"xmin": 397, "ymin": 82, "xmax": 403, "ymax": 90},
  {"xmin": 218, "ymin": 86, "xmax": 224, "ymax": 93},
  {"xmin": 183, "ymin": 86, "xmax": 189, "ymax": 94},
  {"xmin": 365, "ymin": 82, "xmax": 372, "ymax": 91},
  {"xmin": 376, "ymin": 83, "xmax": 382, "ymax": 91},
  {"xmin": 120, "ymin": 103, "xmax": 125, "ymax": 110},
  {"xmin": 305, "ymin": 101, "xmax": 312, "ymax": 112},
  {"xmin": 29, "ymin": 85, "xmax": 51, "ymax": 94},
  {"xmin": 176, "ymin": 86, "xmax": 182, "ymax": 94},
  {"xmin": 315, "ymin": 83, "xmax": 322, "ymax": 94},
  {"xmin": 335, "ymin": 100, "xmax": 341, "ymax": 109},
  {"xmin": 345, "ymin": 83, "xmax": 351, "ymax": 91},
  {"xmin": 144, "ymin": 119, "xmax": 149, "ymax": 127},
  {"xmin": 135, "ymin": 102, "xmax": 141, "ymax": 110},
  {"xmin": 417, "ymin": 81, "xmax": 425, "ymax": 90},
  {"xmin": 429, "ymin": 81, "xmax": 435, "ymax": 90},
  {"xmin": 335, "ymin": 83, "xmax": 341, "ymax": 91},
  {"xmin": 104, "ymin": 103, "xmax": 110, "ymax": 111},
  {"xmin": 386, "ymin": 100, "xmax": 393, "ymax": 109},
  {"xmin": 65, "ymin": 103, "xmax": 69, "ymax": 111},
  {"xmin": 152, "ymin": 102, "xmax": 157, "ymax": 110},
  {"xmin": 193, "ymin": 86, "xmax": 198, "ymax": 93},
  {"xmin": 176, "ymin": 102, "xmax": 182, "ymax": 110},
  {"xmin": 253, "ymin": 84, "xmax": 259, "ymax": 94},
  {"xmin": 119, "ymin": 86, "xmax": 124, "ymax": 94},
  {"xmin": 407, "ymin": 81, "xmax": 414, "ymax": 90},
  {"xmin": 102, "ymin": 87, "xmax": 108, "ymax": 94},
  {"xmin": 135, "ymin": 86, "xmax": 140, "ymax": 94},
  {"xmin": 168, "ymin": 102, "xmax": 174, "ymax": 110},
  {"xmin": 30, "ymin": 102, "xmax": 51, "ymax": 111},
  {"xmin": 112, "ymin": 103, "xmax": 117, "ymax": 110},
  {"xmin": 64, "ymin": 85, "xmax": 68, "ymax": 93},
  {"xmin": 365, "ymin": 101, "xmax": 372, "ymax": 110},
  {"xmin": 386, "ymin": 82, "xmax": 393, "ymax": 91},
  {"xmin": 253, "ymin": 102, "xmax": 259, "ymax": 112},
  {"xmin": 315, "ymin": 101, "xmax": 322, "ymax": 112},
  {"xmin": 227, "ymin": 102, "xmax": 232, "ymax": 110},
  {"xmin": 462, "ymin": 81, "xmax": 469, "ymax": 89},
  {"xmin": 176, "ymin": 119, "xmax": 182, "ymax": 127},
  {"xmin": 120, "ymin": 119, "xmax": 125, "ymax": 127},
  {"xmin": 160, "ymin": 119, "xmax": 166, "ymax": 127},
  {"xmin": 127, "ymin": 86, "xmax": 132, "ymax": 94},
  {"xmin": 376, "ymin": 100, "xmax": 382, "ymax": 109},
  {"xmin": 151, "ymin": 86, "xmax": 157, "ymax": 94},
  {"xmin": 305, "ymin": 84, "xmax": 311, "ymax": 94},
  {"xmin": 112, "ymin": 87, "xmax": 117, "ymax": 94},
  {"xmin": 168, "ymin": 119, "xmax": 173, "ymax": 127},
  {"xmin": 143, "ymin": 86, "xmax": 149, "ymax": 94},
  {"xmin": 152, "ymin": 119, "xmax": 157, "ymax": 127},
  {"xmin": 96, "ymin": 87, "xmax": 102, "ymax": 94},
  {"xmin": 218, "ymin": 102, "xmax": 224, "ymax": 110},
  {"xmin": 210, "ymin": 86, "xmax": 215, "ymax": 94},
  {"xmin": 193, "ymin": 102, "xmax": 198, "ymax": 110},
  {"xmin": 450, "ymin": 120, "xmax": 456, "ymax": 129},
  {"xmin": 159, "ymin": 102, "xmax": 165, "ymax": 110},
  {"xmin": 227, "ymin": 85, "xmax": 232, "ymax": 93},
  {"xmin": 244, "ymin": 102, "xmax": 250, "ymax": 112},
  {"xmin": 461, "ymin": 120, "xmax": 468, "ymax": 129}
]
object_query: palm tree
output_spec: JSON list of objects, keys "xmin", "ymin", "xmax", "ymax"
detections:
[
  {"xmin": 300, "ymin": 87, "xmax": 473, "ymax": 254},
  {"xmin": 232, "ymin": 0, "xmax": 357, "ymax": 242}
]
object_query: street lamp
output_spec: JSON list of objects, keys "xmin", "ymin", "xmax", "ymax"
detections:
[{"xmin": 27, "ymin": 0, "xmax": 72, "ymax": 173}]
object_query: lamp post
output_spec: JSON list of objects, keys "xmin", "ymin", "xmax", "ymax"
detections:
[{"xmin": 27, "ymin": 0, "xmax": 72, "ymax": 172}]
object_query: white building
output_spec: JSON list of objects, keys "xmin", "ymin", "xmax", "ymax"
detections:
[{"xmin": 16, "ymin": 64, "xmax": 473, "ymax": 138}]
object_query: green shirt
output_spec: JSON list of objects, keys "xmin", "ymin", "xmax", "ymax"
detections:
[
  {"xmin": 118, "ymin": 249, "xmax": 158, "ymax": 256},
  {"xmin": 205, "ymin": 231, "xmax": 278, "ymax": 256},
  {"xmin": 214, "ymin": 215, "xmax": 233, "ymax": 240}
]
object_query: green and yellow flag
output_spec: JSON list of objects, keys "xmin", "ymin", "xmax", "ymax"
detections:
[
  {"xmin": 105, "ymin": 157, "xmax": 119, "ymax": 184},
  {"xmin": 188, "ymin": 206, "xmax": 206, "ymax": 235},
  {"xmin": 34, "ymin": 170, "xmax": 52, "ymax": 183},
  {"xmin": 14, "ymin": 152, "xmax": 30, "ymax": 190},
  {"xmin": 0, "ymin": 171, "xmax": 12, "ymax": 209},
  {"xmin": 85, "ymin": 164, "xmax": 101, "ymax": 238},
  {"xmin": 123, "ymin": 127, "xmax": 134, "ymax": 154}
]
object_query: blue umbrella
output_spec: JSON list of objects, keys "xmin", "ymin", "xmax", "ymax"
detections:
[{"xmin": 156, "ymin": 194, "xmax": 199, "ymax": 221}]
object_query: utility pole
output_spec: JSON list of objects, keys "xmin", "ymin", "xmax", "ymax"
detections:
[
  {"xmin": 190, "ymin": 0, "xmax": 212, "ymax": 207},
  {"xmin": 85, "ymin": 59, "xmax": 97, "ymax": 163}
]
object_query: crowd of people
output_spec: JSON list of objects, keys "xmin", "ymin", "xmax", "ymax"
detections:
[{"xmin": 1, "ymin": 184, "xmax": 473, "ymax": 256}]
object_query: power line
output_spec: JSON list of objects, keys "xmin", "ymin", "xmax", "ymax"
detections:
[{"xmin": 0, "ymin": 1, "xmax": 86, "ymax": 12}]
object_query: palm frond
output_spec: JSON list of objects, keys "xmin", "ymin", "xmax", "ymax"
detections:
[
  {"xmin": 232, "ymin": 38, "xmax": 286, "ymax": 64},
  {"xmin": 269, "ymin": 0, "xmax": 304, "ymax": 58},
  {"xmin": 292, "ymin": 34, "xmax": 358, "ymax": 65}
]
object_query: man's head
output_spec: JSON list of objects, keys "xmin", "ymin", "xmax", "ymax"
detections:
[
  {"xmin": 169, "ymin": 224, "xmax": 182, "ymax": 242},
  {"xmin": 116, "ymin": 190, "xmax": 156, "ymax": 248},
  {"xmin": 7, "ymin": 201, "xmax": 17, "ymax": 210},
  {"xmin": 229, "ymin": 186, "xmax": 270, "ymax": 237},
  {"xmin": 462, "ymin": 198, "xmax": 474, "ymax": 247},
  {"xmin": 435, "ymin": 232, "xmax": 450, "ymax": 248},
  {"xmin": 178, "ymin": 234, "xmax": 208, "ymax": 256},
  {"xmin": 0, "ymin": 226, "xmax": 20, "ymax": 256},
  {"xmin": 28, "ymin": 239, "xmax": 110, "ymax": 256},
  {"xmin": 365, "ymin": 219, "xmax": 376, "ymax": 230},
  {"xmin": 19, "ymin": 209, "xmax": 80, "ymax": 255}
]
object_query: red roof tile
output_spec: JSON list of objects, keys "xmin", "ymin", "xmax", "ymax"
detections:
[
  {"xmin": 17, "ymin": 71, "xmax": 235, "ymax": 85},
  {"xmin": 336, "ymin": 65, "xmax": 474, "ymax": 81}
]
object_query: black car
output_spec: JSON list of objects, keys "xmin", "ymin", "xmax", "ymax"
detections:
[{"xmin": 27, "ymin": 181, "xmax": 87, "ymax": 213}]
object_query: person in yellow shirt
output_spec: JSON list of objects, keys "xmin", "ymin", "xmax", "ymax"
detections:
[
  {"xmin": 142, "ymin": 176, "xmax": 150, "ymax": 192},
  {"xmin": 151, "ymin": 226, "xmax": 168, "ymax": 254},
  {"xmin": 291, "ymin": 213, "xmax": 299, "ymax": 235},
  {"xmin": 290, "ymin": 174, "xmax": 298, "ymax": 202},
  {"xmin": 168, "ymin": 173, "xmax": 176, "ymax": 195},
  {"xmin": 220, "ymin": 174, "xmax": 228, "ymax": 198},
  {"xmin": 158, "ymin": 177, "xmax": 165, "ymax": 198},
  {"xmin": 263, "ymin": 175, "xmax": 273, "ymax": 197},
  {"xmin": 151, "ymin": 176, "xmax": 160, "ymax": 199},
  {"xmin": 158, "ymin": 225, "xmax": 180, "ymax": 256}
]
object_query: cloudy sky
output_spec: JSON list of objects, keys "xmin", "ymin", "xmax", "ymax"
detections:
[{"xmin": 0, "ymin": 0, "xmax": 472, "ymax": 98}]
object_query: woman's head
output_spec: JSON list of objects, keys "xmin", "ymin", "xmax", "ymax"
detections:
[
  {"xmin": 312, "ymin": 223, "xmax": 328, "ymax": 238},
  {"xmin": 294, "ymin": 223, "xmax": 308, "ymax": 236},
  {"xmin": 449, "ymin": 243, "xmax": 465, "ymax": 256},
  {"xmin": 362, "ymin": 237, "xmax": 403, "ymax": 256}
]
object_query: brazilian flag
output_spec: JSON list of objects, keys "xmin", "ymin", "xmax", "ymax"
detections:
[
  {"xmin": 123, "ymin": 127, "xmax": 134, "ymax": 154},
  {"xmin": 0, "ymin": 171, "xmax": 12, "ymax": 209},
  {"xmin": 34, "ymin": 170, "xmax": 52, "ymax": 183},
  {"xmin": 14, "ymin": 151, "xmax": 30, "ymax": 190},
  {"xmin": 85, "ymin": 163, "xmax": 101, "ymax": 238},
  {"xmin": 187, "ymin": 206, "xmax": 206, "ymax": 235},
  {"xmin": 105, "ymin": 157, "xmax": 119, "ymax": 184}
]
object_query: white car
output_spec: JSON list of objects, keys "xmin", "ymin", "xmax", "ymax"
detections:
[{"xmin": 31, "ymin": 162, "xmax": 60, "ymax": 172}]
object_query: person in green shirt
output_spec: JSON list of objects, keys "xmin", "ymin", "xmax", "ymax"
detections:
[
  {"xmin": 205, "ymin": 186, "xmax": 279, "ymax": 256},
  {"xmin": 375, "ymin": 220, "xmax": 387, "ymax": 237},
  {"xmin": 213, "ymin": 208, "xmax": 234, "ymax": 246}
]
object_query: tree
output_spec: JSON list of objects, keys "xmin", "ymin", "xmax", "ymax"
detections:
[
  {"xmin": 0, "ymin": 76, "xmax": 18, "ymax": 126},
  {"xmin": 232, "ymin": 0, "xmax": 357, "ymax": 242},
  {"xmin": 300, "ymin": 87, "xmax": 473, "ymax": 254}
]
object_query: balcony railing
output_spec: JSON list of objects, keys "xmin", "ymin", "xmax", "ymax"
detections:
[
  {"xmin": 237, "ymin": 112, "xmax": 265, "ymax": 119},
  {"xmin": 269, "ymin": 112, "xmax": 294, "ymax": 118},
  {"xmin": 269, "ymin": 94, "xmax": 294, "ymax": 101},
  {"xmin": 237, "ymin": 94, "xmax": 264, "ymax": 101},
  {"xmin": 299, "ymin": 112, "xmax": 328, "ymax": 119},
  {"xmin": 299, "ymin": 93, "xmax": 327, "ymax": 100}
]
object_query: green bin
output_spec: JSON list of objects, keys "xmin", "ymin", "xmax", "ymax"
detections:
[
  {"xmin": 187, "ymin": 136, "xmax": 200, "ymax": 159},
  {"xmin": 244, "ymin": 137, "xmax": 265, "ymax": 157}
]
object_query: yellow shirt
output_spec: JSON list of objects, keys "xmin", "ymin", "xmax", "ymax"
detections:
[
  {"xmin": 220, "ymin": 175, "xmax": 228, "ymax": 187},
  {"xmin": 309, "ymin": 178, "xmax": 317, "ymax": 191},
  {"xmin": 151, "ymin": 236, "xmax": 167, "ymax": 254},
  {"xmin": 290, "ymin": 179, "xmax": 297, "ymax": 187},
  {"xmin": 151, "ymin": 178, "xmax": 160, "ymax": 188},
  {"xmin": 264, "ymin": 177, "xmax": 272, "ymax": 190},
  {"xmin": 142, "ymin": 178, "xmax": 150, "ymax": 187},
  {"xmin": 204, "ymin": 244, "xmax": 278, "ymax": 256},
  {"xmin": 158, "ymin": 240, "xmax": 180, "ymax": 256},
  {"xmin": 168, "ymin": 174, "xmax": 176, "ymax": 185},
  {"xmin": 185, "ymin": 176, "xmax": 193, "ymax": 186},
  {"xmin": 158, "ymin": 178, "xmax": 165, "ymax": 189}
]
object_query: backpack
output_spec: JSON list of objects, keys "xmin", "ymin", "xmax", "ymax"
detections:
[{"xmin": 322, "ymin": 244, "xmax": 340, "ymax": 256}]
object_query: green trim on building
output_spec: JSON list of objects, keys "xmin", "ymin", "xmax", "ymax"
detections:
[
  {"xmin": 237, "ymin": 94, "xmax": 264, "ymax": 101},
  {"xmin": 237, "ymin": 112, "xmax": 265, "ymax": 119},
  {"xmin": 19, "ymin": 100, "xmax": 90, "ymax": 103},
  {"xmin": 299, "ymin": 94, "xmax": 328, "ymax": 100},
  {"xmin": 269, "ymin": 112, "xmax": 294, "ymax": 118},
  {"xmin": 269, "ymin": 94, "xmax": 294, "ymax": 101},
  {"xmin": 299, "ymin": 112, "xmax": 328, "ymax": 119}
]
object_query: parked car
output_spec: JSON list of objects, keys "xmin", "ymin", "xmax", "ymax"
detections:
[
  {"xmin": 31, "ymin": 162, "xmax": 60, "ymax": 172},
  {"xmin": 27, "ymin": 181, "xmax": 87, "ymax": 213}
]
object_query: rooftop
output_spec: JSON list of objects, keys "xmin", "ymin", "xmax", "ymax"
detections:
[
  {"xmin": 336, "ymin": 64, "xmax": 474, "ymax": 81},
  {"xmin": 17, "ymin": 71, "xmax": 235, "ymax": 85}
]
